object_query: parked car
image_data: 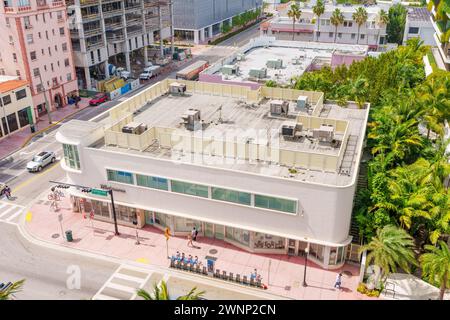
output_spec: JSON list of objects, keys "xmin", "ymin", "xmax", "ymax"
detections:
[
  {"xmin": 139, "ymin": 66, "xmax": 161, "ymax": 80},
  {"xmin": 89, "ymin": 93, "xmax": 108, "ymax": 106},
  {"xmin": 26, "ymin": 151, "xmax": 56, "ymax": 172}
]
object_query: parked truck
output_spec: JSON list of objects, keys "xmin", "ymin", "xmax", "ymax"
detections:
[
  {"xmin": 176, "ymin": 60, "xmax": 209, "ymax": 81},
  {"xmin": 139, "ymin": 65, "xmax": 162, "ymax": 80}
]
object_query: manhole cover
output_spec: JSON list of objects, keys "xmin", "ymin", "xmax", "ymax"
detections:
[
  {"xmin": 284, "ymin": 286, "xmax": 291, "ymax": 291},
  {"xmin": 52, "ymin": 233, "xmax": 60, "ymax": 239},
  {"xmin": 209, "ymin": 249, "xmax": 218, "ymax": 255}
]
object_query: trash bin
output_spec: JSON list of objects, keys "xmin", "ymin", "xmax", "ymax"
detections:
[{"xmin": 65, "ymin": 230, "xmax": 73, "ymax": 242}]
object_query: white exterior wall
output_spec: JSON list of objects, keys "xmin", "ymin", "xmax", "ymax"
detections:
[
  {"xmin": 62, "ymin": 145, "xmax": 356, "ymax": 246},
  {"xmin": 403, "ymin": 18, "xmax": 436, "ymax": 46}
]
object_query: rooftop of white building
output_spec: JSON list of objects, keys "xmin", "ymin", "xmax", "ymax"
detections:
[
  {"xmin": 205, "ymin": 38, "xmax": 367, "ymax": 85},
  {"xmin": 406, "ymin": 7, "xmax": 431, "ymax": 22},
  {"xmin": 82, "ymin": 80, "xmax": 369, "ymax": 187}
]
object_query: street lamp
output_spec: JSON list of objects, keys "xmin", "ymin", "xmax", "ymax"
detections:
[{"xmin": 303, "ymin": 246, "xmax": 309, "ymax": 287}]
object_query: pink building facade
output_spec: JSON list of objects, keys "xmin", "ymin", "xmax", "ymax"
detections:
[{"xmin": 0, "ymin": 0, "xmax": 78, "ymax": 121}]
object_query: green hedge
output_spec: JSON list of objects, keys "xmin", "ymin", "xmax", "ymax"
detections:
[{"xmin": 427, "ymin": 51, "xmax": 438, "ymax": 73}]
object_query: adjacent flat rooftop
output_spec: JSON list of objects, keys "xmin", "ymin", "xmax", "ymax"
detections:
[{"xmin": 93, "ymin": 85, "xmax": 369, "ymax": 186}]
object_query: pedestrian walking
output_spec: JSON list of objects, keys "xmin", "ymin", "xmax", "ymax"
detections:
[
  {"xmin": 191, "ymin": 227, "xmax": 198, "ymax": 241},
  {"xmin": 334, "ymin": 273, "xmax": 342, "ymax": 290},
  {"xmin": 187, "ymin": 234, "xmax": 193, "ymax": 247},
  {"xmin": 3, "ymin": 185, "xmax": 12, "ymax": 200}
]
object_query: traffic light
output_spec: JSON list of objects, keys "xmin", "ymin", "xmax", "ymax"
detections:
[
  {"xmin": 57, "ymin": 184, "xmax": 70, "ymax": 189},
  {"xmin": 81, "ymin": 188, "xmax": 92, "ymax": 193}
]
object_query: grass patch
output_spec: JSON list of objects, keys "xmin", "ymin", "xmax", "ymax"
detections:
[{"xmin": 427, "ymin": 50, "xmax": 438, "ymax": 73}]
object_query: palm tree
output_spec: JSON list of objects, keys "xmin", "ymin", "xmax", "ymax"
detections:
[
  {"xmin": 376, "ymin": 9, "xmax": 389, "ymax": 46},
  {"xmin": 360, "ymin": 225, "xmax": 417, "ymax": 284},
  {"xmin": 0, "ymin": 279, "xmax": 25, "ymax": 300},
  {"xmin": 136, "ymin": 280, "xmax": 205, "ymax": 300},
  {"xmin": 353, "ymin": 7, "xmax": 368, "ymax": 45},
  {"xmin": 347, "ymin": 76, "xmax": 369, "ymax": 108},
  {"xmin": 420, "ymin": 241, "xmax": 450, "ymax": 300},
  {"xmin": 330, "ymin": 8, "xmax": 344, "ymax": 43},
  {"xmin": 287, "ymin": 3, "xmax": 302, "ymax": 41},
  {"xmin": 312, "ymin": 0, "xmax": 325, "ymax": 42}
]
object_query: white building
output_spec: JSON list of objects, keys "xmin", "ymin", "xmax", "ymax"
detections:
[
  {"xmin": 56, "ymin": 79, "xmax": 369, "ymax": 269},
  {"xmin": 261, "ymin": 3, "xmax": 390, "ymax": 49},
  {"xmin": 403, "ymin": 7, "xmax": 435, "ymax": 46},
  {"xmin": 427, "ymin": 0, "xmax": 450, "ymax": 70}
]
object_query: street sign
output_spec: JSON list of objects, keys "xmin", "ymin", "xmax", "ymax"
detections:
[
  {"xmin": 91, "ymin": 189, "xmax": 108, "ymax": 197},
  {"xmin": 164, "ymin": 227, "xmax": 171, "ymax": 240}
]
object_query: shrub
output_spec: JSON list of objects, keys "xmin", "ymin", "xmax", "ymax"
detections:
[{"xmin": 357, "ymin": 283, "xmax": 367, "ymax": 294}]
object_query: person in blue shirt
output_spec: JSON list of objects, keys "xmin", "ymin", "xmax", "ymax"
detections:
[
  {"xmin": 193, "ymin": 256, "xmax": 198, "ymax": 265},
  {"xmin": 250, "ymin": 269, "xmax": 257, "ymax": 280}
]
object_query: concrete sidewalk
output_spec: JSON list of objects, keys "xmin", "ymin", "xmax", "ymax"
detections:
[
  {"xmin": 0, "ymin": 98, "xmax": 90, "ymax": 160},
  {"xmin": 25, "ymin": 194, "xmax": 376, "ymax": 300}
]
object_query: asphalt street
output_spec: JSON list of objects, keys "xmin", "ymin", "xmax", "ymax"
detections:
[{"xmin": 0, "ymin": 25, "xmax": 261, "ymax": 299}]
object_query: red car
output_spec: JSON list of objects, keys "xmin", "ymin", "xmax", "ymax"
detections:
[{"xmin": 89, "ymin": 93, "xmax": 108, "ymax": 106}]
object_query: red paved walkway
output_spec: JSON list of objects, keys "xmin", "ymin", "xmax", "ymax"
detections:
[
  {"xmin": 0, "ymin": 98, "xmax": 89, "ymax": 160},
  {"xmin": 25, "ymin": 195, "xmax": 377, "ymax": 300}
]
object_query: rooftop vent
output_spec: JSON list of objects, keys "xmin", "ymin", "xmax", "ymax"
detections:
[
  {"xmin": 122, "ymin": 122, "xmax": 147, "ymax": 135},
  {"xmin": 270, "ymin": 100, "xmax": 289, "ymax": 117},
  {"xmin": 249, "ymin": 67, "xmax": 267, "ymax": 79},
  {"xmin": 281, "ymin": 121, "xmax": 303, "ymax": 138},
  {"xmin": 296, "ymin": 95, "xmax": 309, "ymax": 112},
  {"xmin": 169, "ymin": 82, "xmax": 187, "ymax": 96},
  {"xmin": 221, "ymin": 64, "xmax": 239, "ymax": 76},
  {"xmin": 181, "ymin": 108, "xmax": 201, "ymax": 131}
]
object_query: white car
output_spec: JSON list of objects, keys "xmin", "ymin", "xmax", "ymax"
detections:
[{"xmin": 27, "ymin": 151, "xmax": 56, "ymax": 172}]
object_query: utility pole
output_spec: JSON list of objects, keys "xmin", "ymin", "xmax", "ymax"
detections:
[
  {"xmin": 108, "ymin": 189, "xmax": 119, "ymax": 236},
  {"xmin": 37, "ymin": 72, "xmax": 52, "ymax": 124},
  {"xmin": 169, "ymin": 0, "xmax": 174, "ymax": 54}
]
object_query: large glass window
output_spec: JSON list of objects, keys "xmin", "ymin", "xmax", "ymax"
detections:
[
  {"xmin": 225, "ymin": 226, "xmax": 250, "ymax": 247},
  {"xmin": 136, "ymin": 174, "xmax": 168, "ymax": 191},
  {"xmin": 309, "ymin": 243, "xmax": 325, "ymax": 263},
  {"xmin": 15, "ymin": 89, "xmax": 27, "ymax": 100},
  {"xmin": 2, "ymin": 95, "xmax": 11, "ymax": 105},
  {"xmin": 17, "ymin": 107, "xmax": 30, "ymax": 127},
  {"xmin": 154, "ymin": 211, "xmax": 173, "ymax": 228},
  {"xmin": 6, "ymin": 113, "xmax": 18, "ymax": 132},
  {"xmin": 254, "ymin": 195, "xmax": 297, "ymax": 214},
  {"xmin": 174, "ymin": 217, "xmax": 202, "ymax": 233},
  {"xmin": 211, "ymin": 187, "xmax": 251, "ymax": 205},
  {"xmin": 83, "ymin": 199, "xmax": 110, "ymax": 218},
  {"xmin": 107, "ymin": 169, "xmax": 134, "ymax": 184},
  {"xmin": 114, "ymin": 204, "xmax": 135, "ymax": 223},
  {"xmin": 254, "ymin": 232, "xmax": 285, "ymax": 250},
  {"xmin": 62, "ymin": 144, "xmax": 80, "ymax": 170},
  {"xmin": 171, "ymin": 180, "xmax": 208, "ymax": 198}
]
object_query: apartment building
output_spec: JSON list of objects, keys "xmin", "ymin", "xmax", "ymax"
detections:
[
  {"xmin": 427, "ymin": 0, "xmax": 450, "ymax": 69},
  {"xmin": 0, "ymin": 75, "xmax": 35, "ymax": 139},
  {"xmin": 56, "ymin": 79, "xmax": 369, "ymax": 269},
  {"xmin": 66, "ymin": 0, "xmax": 173, "ymax": 90},
  {"xmin": 173, "ymin": 0, "xmax": 263, "ymax": 44},
  {"xmin": 261, "ymin": 3, "xmax": 389, "ymax": 49},
  {"xmin": 403, "ymin": 7, "xmax": 435, "ymax": 46},
  {"xmin": 0, "ymin": 0, "xmax": 78, "ymax": 120}
]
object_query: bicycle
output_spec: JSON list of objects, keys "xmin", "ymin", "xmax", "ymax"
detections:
[{"xmin": 48, "ymin": 193, "xmax": 61, "ymax": 201}]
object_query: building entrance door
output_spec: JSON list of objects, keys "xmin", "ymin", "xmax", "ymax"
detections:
[
  {"xmin": 204, "ymin": 223, "xmax": 214, "ymax": 238},
  {"xmin": 144, "ymin": 211, "xmax": 153, "ymax": 225}
]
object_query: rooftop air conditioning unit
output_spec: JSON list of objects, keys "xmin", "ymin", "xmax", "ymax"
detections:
[
  {"xmin": 312, "ymin": 124, "xmax": 335, "ymax": 142},
  {"xmin": 296, "ymin": 95, "xmax": 309, "ymax": 111},
  {"xmin": 270, "ymin": 100, "xmax": 289, "ymax": 116},
  {"xmin": 236, "ymin": 53, "xmax": 245, "ymax": 61},
  {"xmin": 181, "ymin": 108, "xmax": 201, "ymax": 131},
  {"xmin": 281, "ymin": 121, "xmax": 303, "ymax": 138},
  {"xmin": 169, "ymin": 82, "xmax": 186, "ymax": 95},
  {"xmin": 221, "ymin": 64, "xmax": 239, "ymax": 76},
  {"xmin": 249, "ymin": 67, "xmax": 267, "ymax": 79},
  {"xmin": 266, "ymin": 58, "xmax": 283, "ymax": 69},
  {"xmin": 122, "ymin": 122, "xmax": 147, "ymax": 135}
]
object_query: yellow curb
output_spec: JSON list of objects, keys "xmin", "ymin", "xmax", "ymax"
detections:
[
  {"xmin": 135, "ymin": 258, "xmax": 149, "ymax": 264},
  {"xmin": 21, "ymin": 106, "xmax": 89, "ymax": 148},
  {"xmin": 25, "ymin": 211, "xmax": 32, "ymax": 222}
]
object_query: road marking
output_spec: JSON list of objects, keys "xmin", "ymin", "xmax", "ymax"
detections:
[
  {"xmin": 135, "ymin": 258, "xmax": 149, "ymax": 264},
  {"xmin": 0, "ymin": 203, "xmax": 7, "ymax": 210},
  {"xmin": 12, "ymin": 162, "xmax": 60, "ymax": 193},
  {"xmin": 6, "ymin": 208, "xmax": 23, "ymax": 222},
  {"xmin": 0, "ymin": 206, "xmax": 17, "ymax": 218},
  {"xmin": 25, "ymin": 211, "xmax": 32, "ymax": 222}
]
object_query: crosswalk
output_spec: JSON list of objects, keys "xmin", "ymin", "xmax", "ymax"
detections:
[
  {"xmin": 92, "ymin": 264, "xmax": 157, "ymax": 300},
  {"xmin": 0, "ymin": 201, "xmax": 25, "ymax": 225}
]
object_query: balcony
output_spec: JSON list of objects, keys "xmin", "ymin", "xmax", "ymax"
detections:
[
  {"xmin": 24, "ymin": 23, "xmax": 33, "ymax": 30},
  {"xmin": 4, "ymin": 6, "xmax": 32, "ymax": 13},
  {"xmin": 37, "ymin": 0, "xmax": 50, "ymax": 10},
  {"xmin": 125, "ymin": 4, "xmax": 141, "ymax": 11},
  {"xmin": 102, "ymin": 8, "xmax": 123, "ymax": 17},
  {"xmin": 80, "ymin": 0, "xmax": 99, "ymax": 7},
  {"xmin": 81, "ymin": 13, "xmax": 100, "ymax": 22},
  {"xmin": 126, "ymin": 28, "xmax": 143, "ymax": 37},
  {"xmin": 52, "ymin": 0, "xmax": 64, "ymax": 7},
  {"xmin": 126, "ymin": 17, "xmax": 142, "ymax": 26},
  {"xmin": 83, "ymin": 27, "xmax": 102, "ymax": 37},
  {"xmin": 106, "ymin": 34, "xmax": 125, "ymax": 42},
  {"xmin": 104, "ymin": 21, "xmax": 124, "ymax": 31},
  {"xmin": 86, "ymin": 40, "xmax": 104, "ymax": 50}
]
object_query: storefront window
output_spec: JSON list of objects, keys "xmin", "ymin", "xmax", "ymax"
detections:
[
  {"xmin": 254, "ymin": 232, "xmax": 285, "ymax": 250},
  {"xmin": 329, "ymin": 247, "xmax": 337, "ymax": 265},
  {"xmin": 154, "ymin": 211, "xmax": 172, "ymax": 228},
  {"xmin": 336, "ymin": 246, "xmax": 345, "ymax": 264},
  {"xmin": 225, "ymin": 226, "xmax": 250, "ymax": 247},
  {"xmin": 114, "ymin": 204, "xmax": 136, "ymax": 223},
  {"xmin": 309, "ymin": 243, "xmax": 325, "ymax": 263},
  {"xmin": 174, "ymin": 217, "xmax": 202, "ymax": 233}
]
